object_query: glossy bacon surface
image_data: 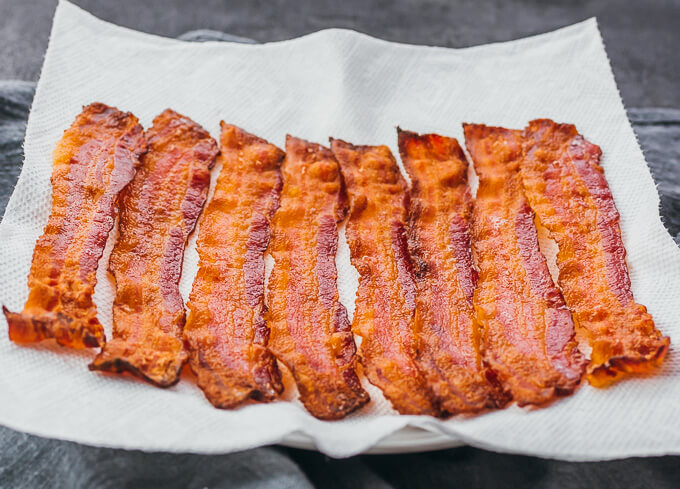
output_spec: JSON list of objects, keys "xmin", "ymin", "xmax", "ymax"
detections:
[
  {"xmin": 90, "ymin": 109, "xmax": 216, "ymax": 386},
  {"xmin": 267, "ymin": 136, "xmax": 369, "ymax": 420},
  {"xmin": 3, "ymin": 103, "xmax": 144, "ymax": 349},
  {"xmin": 398, "ymin": 129, "xmax": 504, "ymax": 415},
  {"xmin": 183, "ymin": 124, "xmax": 284, "ymax": 407},
  {"xmin": 464, "ymin": 124, "xmax": 585, "ymax": 406},
  {"xmin": 331, "ymin": 139, "xmax": 438, "ymax": 416},
  {"xmin": 521, "ymin": 119, "xmax": 669, "ymax": 386}
]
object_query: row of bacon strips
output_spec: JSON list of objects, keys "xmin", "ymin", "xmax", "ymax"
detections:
[{"xmin": 3, "ymin": 103, "xmax": 670, "ymax": 420}]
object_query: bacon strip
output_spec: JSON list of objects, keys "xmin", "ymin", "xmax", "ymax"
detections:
[
  {"xmin": 267, "ymin": 136, "xmax": 369, "ymax": 420},
  {"xmin": 331, "ymin": 139, "xmax": 438, "ymax": 416},
  {"xmin": 521, "ymin": 119, "xmax": 670, "ymax": 386},
  {"xmin": 398, "ymin": 129, "xmax": 506, "ymax": 415},
  {"xmin": 3, "ymin": 103, "xmax": 145, "ymax": 349},
  {"xmin": 464, "ymin": 124, "xmax": 585, "ymax": 406},
  {"xmin": 183, "ymin": 124, "xmax": 284, "ymax": 407},
  {"xmin": 89, "ymin": 110, "xmax": 216, "ymax": 386}
]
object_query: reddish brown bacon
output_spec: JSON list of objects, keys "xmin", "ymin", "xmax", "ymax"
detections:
[
  {"xmin": 521, "ymin": 119, "xmax": 669, "ymax": 386},
  {"xmin": 398, "ymin": 129, "xmax": 505, "ymax": 415},
  {"xmin": 331, "ymin": 139, "xmax": 438, "ymax": 416},
  {"xmin": 3, "ymin": 103, "xmax": 145, "ymax": 349},
  {"xmin": 183, "ymin": 124, "xmax": 284, "ymax": 407},
  {"xmin": 90, "ymin": 109, "xmax": 216, "ymax": 386},
  {"xmin": 464, "ymin": 124, "xmax": 585, "ymax": 406},
  {"xmin": 267, "ymin": 136, "xmax": 369, "ymax": 420}
]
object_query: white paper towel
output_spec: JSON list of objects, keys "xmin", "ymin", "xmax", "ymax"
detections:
[{"xmin": 1, "ymin": 0, "xmax": 679, "ymax": 460}]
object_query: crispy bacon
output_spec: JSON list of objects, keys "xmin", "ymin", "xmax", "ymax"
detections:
[
  {"xmin": 464, "ymin": 124, "xmax": 585, "ymax": 406},
  {"xmin": 267, "ymin": 136, "xmax": 369, "ymax": 420},
  {"xmin": 3, "ymin": 103, "xmax": 145, "ymax": 349},
  {"xmin": 183, "ymin": 123, "xmax": 284, "ymax": 407},
  {"xmin": 398, "ymin": 129, "xmax": 506, "ymax": 415},
  {"xmin": 521, "ymin": 119, "xmax": 670, "ymax": 386},
  {"xmin": 89, "ymin": 109, "xmax": 216, "ymax": 386},
  {"xmin": 331, "ymin": 138, "xmax": 438, "ymax": 416}
]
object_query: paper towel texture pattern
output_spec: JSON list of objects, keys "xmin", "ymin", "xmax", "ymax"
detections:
[{"xmin": 1, "ymin": 0, "xmax": 679, "ymax": 460}]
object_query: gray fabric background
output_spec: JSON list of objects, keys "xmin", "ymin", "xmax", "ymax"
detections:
[{"xmin": 1, "ymin": 2, "xmax": 680, "ymax": 488}]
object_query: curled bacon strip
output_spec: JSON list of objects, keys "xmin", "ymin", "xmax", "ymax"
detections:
[
  {"xmin": 331, "ymin": 139, "xmax": 438, "ymax": 416},
  {"xmin": 183, "ymin": 124, "xmax": 284, "ymax": 407},
  {"xmin": 398, "ymin": 129, "xmax": 506, "ymax": 415},
  {"xmin": 521, "ymin": 119, "xmax": 670, "ymax": 386},
  {"xmin": 267, "ymin": 136, "xmax": 369, "ymax": 420},
  {"xmin": 464, "ymin": 124, "xmax": 585, "ymax": 406},
  {"xmin": 3, "ymin": 103, "xmax": 145, "ymax": 349},
  {"xmin": 90, "ymin": 109, "xmax": 216, "ymax": 386}
]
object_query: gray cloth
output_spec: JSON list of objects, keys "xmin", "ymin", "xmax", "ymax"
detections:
[
  {"xmin": 627, "ymin": 108, "xmax": 680, "ymax": 245},
  {"xmin": 0, "ymin": 80, "xmax": 33, "ymax": 217},
  {"xmin": 0, "ymin": 430, "xmax": 313, "ymax": 489},
  {"xmin": 2, "ymin": 31, "xmax": 680, "ymax": 489}
]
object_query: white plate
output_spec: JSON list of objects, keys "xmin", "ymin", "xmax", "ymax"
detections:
[{"xmin": 281, "ymin": 428, "xmax": 463, "ymax": 454}]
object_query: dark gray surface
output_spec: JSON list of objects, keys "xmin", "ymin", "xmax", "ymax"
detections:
[
  {"xmin": 0, "ymin": 428, "xmax": 314, "ymax": 489},
  {"xmin": 0, "ymin": 0, "xmax": 679, "ymax": 108},
  {"xmin": 4, "ymin": 424, "xmax": 680, "ymax": 489},
  {"xmin": 1, "ymin": 2, "xmax": 680, "ymax": 488}
]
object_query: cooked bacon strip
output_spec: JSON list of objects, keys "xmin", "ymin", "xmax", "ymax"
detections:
[
  {"xmin": 464, "ymin": 124, "xmax": 585, "ymax": 406},
  {"xmin": 89, "ymin": 110, "xmax": 216, "ymax": 386},
  {"xmin": 521, "ymin": 119, "xmax": 670, "ymax": 386},
  {"xmin": 3, "ymin": 103, "xmax": 144, "ymax": 349},
  {"xmin": 331, "ymin": 139, "xmax": 438, "ymax": 416},
  {"xmin": 267, "ymin": 136, "xmax": 369, "ymax": 420},
  {"xmin": 398, "ymin": 129, "xmax": 506, "ymax": 415},
  {"xmin": 183, "ymin": 124, "xmax": 284, "ymax": 407}
]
